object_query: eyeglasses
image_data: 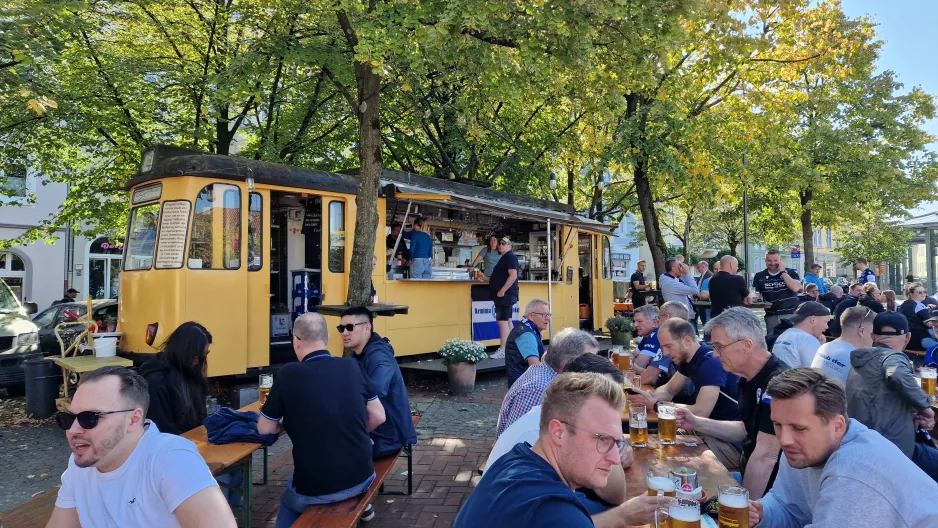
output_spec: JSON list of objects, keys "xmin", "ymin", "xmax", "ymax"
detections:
[
  {"xmin": 711, "ymin": 338, "xmax": 745, "ymax": 354},
  {"xmin": 531, "ymin": 311, "xmax": 552, "ymax": 318},
  {"xmin": 560, "ymin": 420, "xmax": 626, "ymax": 454},
  {"xmin": 337, "ymin": 322, "xmax": 369, "ymax": 333},
  {"xmin": 498, "ymin": 241, "xmax": 510, "ymax": 246},
  {"xmin": 55, "ymin": 409, "xmax": 135, "ymax": 430}
]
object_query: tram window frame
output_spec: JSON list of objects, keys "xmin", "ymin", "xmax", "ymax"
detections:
[
  {"xmin": 248, "ymin": 192, "xmax": 262, "ymax": 272},
  {"xmin": 188, "ymin": 183, "xmax": 242, "ymax": 270},
  {"xmin": 328, "ymin": 201, "xmax": 345, "ymax": 273},
  {"xmin": 124, "ymin": 202, "xmax": 161, "ymax": 271},
  {"xmin": 602, "ymin": 236, "xmax": 612, "ymax": 280}
]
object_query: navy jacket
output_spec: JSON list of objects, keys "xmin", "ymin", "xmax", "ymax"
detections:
[
  {"xmin": 505, "ymin": 321, "xmax": 543, "ymax": 386},
  {"xmin": 204, "ymin": 408, "xmax": 278, "ymax": 446},
  {"xmin": 356, "ymin": 332, "xmax": 417, "ymax": 455}
]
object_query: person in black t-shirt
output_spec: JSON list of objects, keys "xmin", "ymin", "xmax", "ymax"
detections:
[
  {"xmin": 752, "ymin": 250, "xmax": 802, "ymax": 335},
  {"xmin": 707, "ymin": 255, "xmax": 750, "ymax": 318},
  {"xmin": 677, "ymin": 307, "xmax": 788, "ymax": 499},
  {"xmin": 630, "ymin": 260, "xmax": 652, "ymax": 308},
  {"xmin": 258, "ymin": 312, "xmax": 387, "ymax": 527},
  {"xmin": 485, "ymin": 237, "xmax": 521, "ymax": 352}
]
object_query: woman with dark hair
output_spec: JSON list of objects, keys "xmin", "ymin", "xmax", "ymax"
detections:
[
  {"xmin": 883, "ymin": 289, "xmax": 898, "ymax": 312},
  {"xmin": 139, "ymin": 322, "xmax": 212, "ymax": 434},
  {"xmin": 471, "ymin": 234, "xmax": 502, "ymax": 277}
]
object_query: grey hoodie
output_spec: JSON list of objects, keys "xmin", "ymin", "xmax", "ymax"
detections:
[
  {"xmin": 845, "ymin": 346, "xmax": 931, "ymax": 457},
  {"xmin": 759, "ymin": 419, "xmax": 938, "ymax": 527}
]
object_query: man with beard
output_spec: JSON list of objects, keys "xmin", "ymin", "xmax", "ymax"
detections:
[{"xmin": 47, "ymin": 366, "xmax": 234, "ymax": 527}]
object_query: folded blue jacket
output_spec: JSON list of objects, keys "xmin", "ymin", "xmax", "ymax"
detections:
[{"xmin": 204, "ymin": 407, "xmax": 278, "ymax": 446}]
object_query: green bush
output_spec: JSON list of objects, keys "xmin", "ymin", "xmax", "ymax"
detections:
[{"xmin": 606, "ymin": 316, "xmax": 634, "ymax": 334}]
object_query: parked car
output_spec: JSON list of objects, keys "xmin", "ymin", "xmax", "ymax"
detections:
[
  {"xmin": 0, "ymin": 281, "xmax": 40, "ymax": 396},
  {"xmin": 32, "ymin": 300, "xmax": 118, "ymax": 355}
]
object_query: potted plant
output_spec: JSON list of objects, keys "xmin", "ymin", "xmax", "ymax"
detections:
[
  {"xmin": 438, "ymin": 338, "xmax": 488, "ymax": 394},
  {"xmin": 606, "ymin": 316, "xmax": 634, "ymax": 346}
]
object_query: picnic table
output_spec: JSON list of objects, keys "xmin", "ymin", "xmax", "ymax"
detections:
[
  {"xmin": 620, "ymin": 385, "xmax": 659, "ymax": 423},
  {"xmin": 315, "ymin": 304, "xmax": 409, "ymax": 317}
]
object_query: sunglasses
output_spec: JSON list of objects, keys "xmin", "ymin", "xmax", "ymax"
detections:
[
  {"xmin": 55, "ymin": 409, "xmax": 135, "ymax": 430},
  {"xmin": 337, "ymin": 322, "xmax": 369, "ymax": 333}
]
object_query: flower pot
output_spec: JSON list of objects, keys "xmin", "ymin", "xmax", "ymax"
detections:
[
  {"xmin": 447, "ymin": 361, "xmax": 477, "ymax": 394},
  {"xmin": 611, "ymin": 331, "xmax": 630, "ymax": 346}
]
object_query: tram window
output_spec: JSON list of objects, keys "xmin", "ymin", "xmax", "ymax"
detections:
[
  {"xmin": 188, "ymin": 184, "xmax": 241, "ymax": 270},
  {"xmin": 328, "ymin": 201, "xmax": 345, "ymax": 273},
  {"xmin": 248, "ymin": 193, "xmax": 262, "ymax": 271},
  {"xmin": 125, "ymin": 202, "xmax": 160, "ymax": 271},
  {"xmin": 602, "ymin": 236, "xmax": 612, "ymax": 280}
]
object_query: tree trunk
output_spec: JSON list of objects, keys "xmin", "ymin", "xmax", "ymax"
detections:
[
  {"xmin": 634, "ymin": 159, "xmax": 667, "ymax": 277},
  {"xmin": 683, "ymin": 211, "xmax": 692, "ymax": 261},
  {"xmin": 800, "ymin": 189, "xmax": 814, "ymax": 269},
  {"xmin": 346, "ymin": 62, "xmax": 382, "ymax": 308},
  {"xmin": 567, "ymin": 166, "xmax": 575, "ymax": 207}
]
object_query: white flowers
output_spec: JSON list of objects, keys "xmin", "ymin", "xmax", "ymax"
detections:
[{"xmin": 438, "ymin": 338, "xmax": 488, "ymax": 365}]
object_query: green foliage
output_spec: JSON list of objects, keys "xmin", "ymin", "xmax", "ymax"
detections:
[
  {"xmin": 837, "ymin": 217, "xmax": 913, "ymax": 266},
  {"xmin": 606, "ymin": 315, "xmax": 634, "ymax": 334},
  {"xmin": 437, "ymin": 338, "xmax": 487, "ymax": 366}
]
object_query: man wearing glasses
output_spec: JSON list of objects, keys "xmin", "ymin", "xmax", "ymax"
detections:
[
  {"xmin": 258, "ymin": 312, "xmax": 387, "ymax": 526},
  {"xmin": 504, "ymin": 298, "xmax": 551, "ymax": 387},
  {"xmin": 673, "ymin": 308, "xmax": 788, "ymax": 500},
  {"xmin": 810, "ymin": 306, "xmax": 875, "ymax": 384},
  {"xmin": 456, "ymin": 373, "xmax": 660, "ymax": 528},
  {"xmin": 340, "ymin": 306, "xmax": 417, "ymax": 459},
  {"xmin": 46, "ymin": 366, "xmax": 235, "ymax": 527}
]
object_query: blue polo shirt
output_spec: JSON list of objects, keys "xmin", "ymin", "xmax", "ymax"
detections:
[
  {"xmin": 638, "ymin": 330, "xmax": 674, "ymax": 374},
  {"xmin": 857, "ymin": 267, "xmax": 877, "ymax": 284},
  {"xmin": 677, "ymin": 345, "xmax": 740, "ymax": 422},
  {"xmin": 405, "ymin": 231, "xmax": 434, "ymax": 259},
  {"xmin": 453, "ymin": 443, "xmax": 593, "ymax": 528}
]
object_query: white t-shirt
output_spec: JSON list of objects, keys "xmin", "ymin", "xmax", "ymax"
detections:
[
  {"xmin": 56, "ymin": 421, "xmax": 218, "ymax": 527},
  {"xmin": 811, "ymin": 340, "xmax": 856, "ymax": 384},
  {"xmin": 772, "ymin": 327, "xmax": 821, "ymax": 368},
  {"xmin": 483, "ymin": 405, "xmax": 541, "ymax": 473}
]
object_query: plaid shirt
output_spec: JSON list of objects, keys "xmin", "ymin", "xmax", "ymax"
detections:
[{"xmin": 496, "ymin": 362, "xmax": 557, "ymax": 438}]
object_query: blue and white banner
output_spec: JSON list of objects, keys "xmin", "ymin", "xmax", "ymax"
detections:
[{"xmin": 471, "ymin": 286, "xmax": 520, "ymax": 341}]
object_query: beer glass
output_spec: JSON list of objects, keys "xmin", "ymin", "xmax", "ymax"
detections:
[
  {"xmin": 611, "ymin": 348, "xmax": 620, "ymax": 368},
  {"xmin": 632, "ymin": 374, "xmax": 642, "ymax": 390},
  {"xmin": 921, "ymin": 367, "xmax": 936, "ymax": 402},
  {"xmin": 259, "ymin": 374, "xmax": 273, "ymax": 405},
  {"xmin": 718, "ymin": 485, "xmax": 750, "ymax": 528},
  {"xmin": 658, "ymin": 402, "xmax": 678, "ymax": 445},
  {"xmin": 654, "ymin": 507, "xmax": 671, "ymax": 528},
  {"xmin": 629, "ymin": 404, "xmax": 648, "ymax": 447},
  {"xmin": 668, "ymin": 498, "xmax": 701, "ymax": 528},
  {"xmin": 619, "ymin": 348, "xmax": 632, "ymax": 373},
  {"xmin": 647, "ymin": 470, "xmax": 678, "ymax": 497}
]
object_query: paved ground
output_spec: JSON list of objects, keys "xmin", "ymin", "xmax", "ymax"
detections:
[{"xmin": 0, "ymin": 371, "xmax": 509, "ymax": 528}]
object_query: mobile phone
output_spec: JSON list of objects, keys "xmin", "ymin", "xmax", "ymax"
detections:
[{"xmin": 625, "ymin": 388, "xmax": 639, "ymax": 395}]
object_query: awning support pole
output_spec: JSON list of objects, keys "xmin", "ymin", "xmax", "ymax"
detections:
[
  {"xmin": 389, "ymin": 201, "xmax": 413, "ymax": 267},
  {"xmin": 547, "ymin": 219, "xmax": 553, "ymax": 337}
]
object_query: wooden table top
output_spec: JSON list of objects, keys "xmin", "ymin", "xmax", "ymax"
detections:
[
  {"xmin": 316, "ymin": 304, "xmax": 409, "ymax": 317},
  {"xmin": 624, "ymin": 434, "xmax": 737, "ymax": 501},
  {"xmin": 53, "ymin": 355, "xmax": 133, "ymax": 373},
  {"xmin": 620, "ymin": 385, "xmax": 659, "ymax": 423}
]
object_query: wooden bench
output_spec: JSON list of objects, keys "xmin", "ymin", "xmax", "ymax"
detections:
[
  {"xmin": 904, "ymin": 348, "xmax": 926, "ymax": 356},
  {"xmin": 1, "ymin": 488, "xmax": 58, "ymax": 528},
  {"xmin": 292, "ymin": 414, "xmax": 421, "ymax": 528}
]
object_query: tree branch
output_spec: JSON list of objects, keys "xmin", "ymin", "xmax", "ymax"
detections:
[
  {"xmin": 322, "ymin": 66, "xmax": 357, "ymax": 112},
  {"xmin": 750, "ymin": 53, "xmax": 822, "ymax": 64}
]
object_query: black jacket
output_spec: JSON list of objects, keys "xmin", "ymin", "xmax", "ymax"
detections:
[
  {"xmin": 829, "ymin": 295, "xmax": 860, "ymax": 337},
  {"xmin": 139, "ymin": 358, "xmax": 205, "ymax": 435},
  {"xmin": 899, "ymin": 300, "xmax": 930, "ymax": 351}
]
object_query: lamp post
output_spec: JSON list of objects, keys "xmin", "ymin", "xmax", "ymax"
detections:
[{"xmin": 742, "ymin": 154, "xmax": 750, "ymax": 285}]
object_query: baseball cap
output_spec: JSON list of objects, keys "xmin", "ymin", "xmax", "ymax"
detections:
[
  {"xmin": 923, "ymin": 310, "xmax": 938, "ymax": 324},
  {"xmin": 66, "ymin": 288, "xmax": 79, "ymax": 294},
  {"xmin": 810, "ymin": 263, "xmax": 821, "ymax": 270},
  {"xmin": 499, "ymin": 237, "xmax": 512, "ymax": 246},
  {"xmin": 872, "ymin": 312, "xmax": 909, "ymax": 336},
  {"xmin": 788, "ymin": 301, "xmax": 831, "ymax": 324}
]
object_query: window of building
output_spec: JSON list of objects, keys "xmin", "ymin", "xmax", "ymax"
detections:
[
  {"xmin": 0, "ymin": 165, "xmax": 29, "ymax": 199},
  {"xmin": 125, "ymin": 203, "xmax": 160, "ymax": 271},
  {"xmin": 188, "ymin": 184, "xmax": 241, "ymax": 269},
  {"xmin": 826, "ymin": 230, "xmax": 832, "ymax": 249},
  {"xmin": 88, "ymin": 238, "xmax": 123, "ymax": 299},
  {"xmin": 328, "ymin": 201, "xmax": 345, "ymax": 273},
  {"xmin": 0, "ymin": 251, "xmax": 26, "ymax": 301},
  {"xmin": 248, "ymin": 193, "xmax": 262, "ymax": 271}
]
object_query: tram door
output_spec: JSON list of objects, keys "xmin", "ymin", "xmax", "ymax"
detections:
[
  {"xmin": 246, "ymin": 189, "xmax": 270, "ymax": 369},
  {"xmin": 578, "ymin": 232, "xmax": 594, "ymax": 331}
]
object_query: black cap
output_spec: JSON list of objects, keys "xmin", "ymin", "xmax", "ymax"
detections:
[
  {"xmin": 872, "ymin": 312, "xmax": 909, "ymax": 336},
  {"xmin": 66, "ymin": 288, "xmax": 79, "ymax": 294},
  {"xmin": 789, "ymin": 301, "xmax": 831, "ymax": 324},
  {"xmin": 810, "ymin": 263, "xmax": 821, "ymax": 270},
  {"xmin": 925, "ymin": 310, "xmax": 938, "ymax": 324}
]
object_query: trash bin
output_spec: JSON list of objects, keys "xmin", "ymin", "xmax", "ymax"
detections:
[{"xmin": 25, "ymin": 356, "xmax": 60, "ymax": 419}]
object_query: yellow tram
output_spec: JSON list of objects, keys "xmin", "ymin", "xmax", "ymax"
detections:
[{"xmin": 118, "ymin": 145, "xmax": 616, "ymax": 377}]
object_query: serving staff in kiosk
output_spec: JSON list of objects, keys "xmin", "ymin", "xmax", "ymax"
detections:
[
  {"xmin": 471, "ymin": 234, "xmax": 503, "ymax": 278},
  {"xmin": 405, "ymin": 217, "xmax": 434, "ymax": 279},
  {"xmin": 483, "ymin": 237, "xmax": 521, "ymax": 354}
]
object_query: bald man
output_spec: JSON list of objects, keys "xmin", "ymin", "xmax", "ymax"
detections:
[{"xmin": 707, "ymin": 256, "xmax": 751, "ymax": 317}]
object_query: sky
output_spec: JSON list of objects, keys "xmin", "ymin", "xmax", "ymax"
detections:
[{"xmin": 841, "ymin": 0, "xmax": 938, "ymax": 215}]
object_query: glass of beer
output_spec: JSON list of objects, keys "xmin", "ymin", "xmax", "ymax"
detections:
[
  {"xmin": 668, "ymin": 498, "xmax": 701, "ymax": 528},
  {"xmin": 654, "ymin": 506, "xmax": 671, "ymax": 528},
  {"xmin": 647, "ymin": 470, "xmax": 678, "ymax": 497},
  {"xmin": 611, "ymin": 348, "xmax": 620, "ymax": 368},
  {"xmin": 259, "ymin": 374, "xmax": 273, "ymax": 405},
  {"xmin": 658, "ymin": 402, "xmax": 678, "ymax": 445},
  {"xmin": 921, "ymin": 367, "xmax": 936, "ymax": 402},
  {"xmin": 619, "ymin": 349, "xmax": 632, "ymax": 373},
  {"xmin": 718, "ymin": 486, "xmax": 750, "ymax": 528},
  {"xmin": 629, "ymin": 404, "xmax": 648, "ymax": 447}
]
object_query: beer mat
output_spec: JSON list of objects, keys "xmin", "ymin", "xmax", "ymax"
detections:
[
  {"xmin": 702, "ymin": 516, "xmax": 718, "ymax": 528},
  {"xmin": 683, "ymin": 442, "xmax": 698, "ymax": 447}
]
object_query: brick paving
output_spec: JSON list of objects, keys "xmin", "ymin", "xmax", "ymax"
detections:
[{"xmin": 249, "ymin": 373, "xmax": 508, "ymax": 528}]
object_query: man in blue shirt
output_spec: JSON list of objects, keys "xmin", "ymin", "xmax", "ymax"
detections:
[
  {"xmin": 504, "ymin": 298, "xmax": 550, "ymax": 386},
  {"xmin": 803, "ymin": 263, "xmax": 829, "ymax": 294},
  {"xmin": 629, "ymin": 305, "xmax": 675, "ymax": 387},
  {"xmin": 486, "ymin": 237, "xmax": 521, "ymax": 352},
  {"xmin": 454, "ymin": 373, "xmax": 660, "ymax": 528},
  {"xmin": 854, "ymin": 258, "xmax": 877, "ymax": 284}
]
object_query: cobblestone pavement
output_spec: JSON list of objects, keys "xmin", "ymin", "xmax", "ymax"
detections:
[{"xmin": 0, "ymin": 421, "xmax": 71, "ymax": 512}]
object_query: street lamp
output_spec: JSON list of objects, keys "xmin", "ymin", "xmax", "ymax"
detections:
[{"xmin": 742, "ymin": 154, "xmax": 750, "ymax": 285}]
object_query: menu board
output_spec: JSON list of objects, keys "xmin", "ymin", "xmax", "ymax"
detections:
[
  {"xmin": 155, "ymin": 200, "xmax": 191, "ymax": 269},
  {"xmin": 302, "ymin": 198, "xmax": 322, "ymax": 235}
]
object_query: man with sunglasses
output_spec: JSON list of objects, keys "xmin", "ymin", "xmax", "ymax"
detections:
[
  {"xmin": 846, "ymin": 312, "xmax": 938, "ymax": 482},
  {"xmin": 810, "ymin": 306, "xmax": 874, "ymax": 384},
  {"xmin": 257, "ymin": 312, "xmax": 387, "ymax": 526},
  {"xmin": 504, "ymin": 298, "xmax": 550, "ymax": 387},
  {"xmin": 47, "ymin": 366, "xmax": 235, "ymax": 528},
  {"xmin": 484, "ymin": 237, "xmax": 521, "ymax": 354},
  {"xmin": 340, "ymin": 306, "xmax": 416, "ymax": 459},
  {"xmin": 455, "ymin": 373, "xmax": 660, "ymax": 528}
]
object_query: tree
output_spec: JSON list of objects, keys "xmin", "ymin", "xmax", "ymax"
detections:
[{"xmin": 837, "ymin": 216, "xmax": 912, "ymax": 266}]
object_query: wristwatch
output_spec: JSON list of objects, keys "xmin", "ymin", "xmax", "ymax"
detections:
[{"xmin": 653, "ymin": 401, "xmax": 661, "ymax": 413}]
